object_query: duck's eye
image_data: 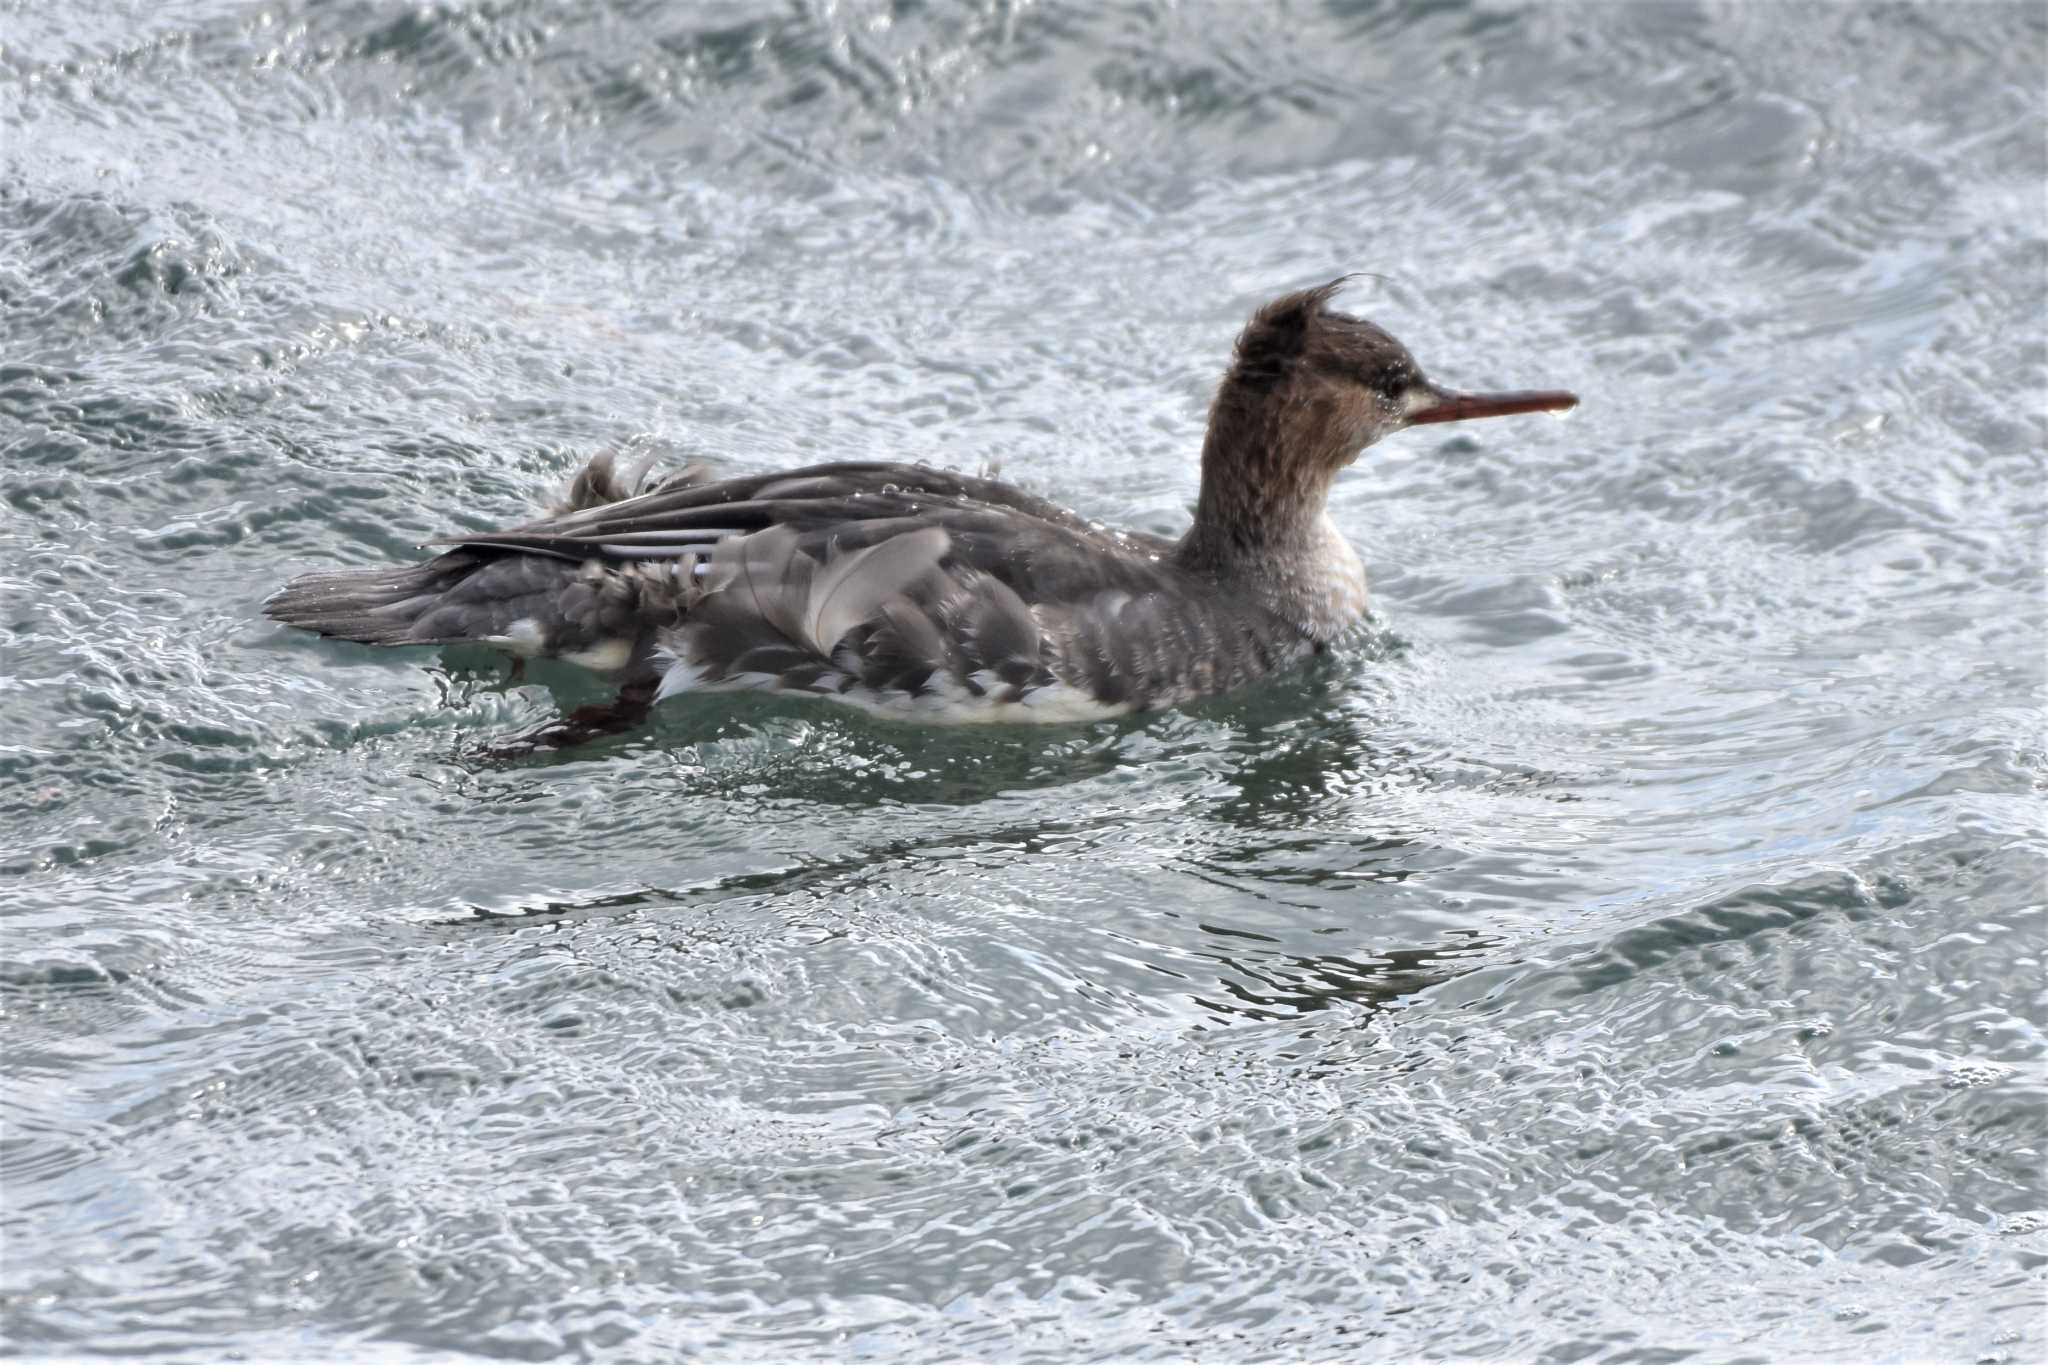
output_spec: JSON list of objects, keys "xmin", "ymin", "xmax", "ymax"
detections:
[{"xmin": 1361, "ymin": 363, "xmax": 1410, "ymax": 394}]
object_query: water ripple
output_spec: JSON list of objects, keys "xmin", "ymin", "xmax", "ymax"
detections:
[{"xmin": 3, "ymin": 0, "xmax": 2043, "ymax": 1360}]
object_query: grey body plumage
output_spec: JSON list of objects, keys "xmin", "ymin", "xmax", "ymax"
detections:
[{"xmin": 264, "ymin": 281, "xmax": 1577, "ymax": 734}]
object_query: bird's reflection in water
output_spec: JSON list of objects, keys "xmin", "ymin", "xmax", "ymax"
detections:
[
  {"xmin": 427, "ymin": 641, "xmax": 1553, "ymax": 1039},
  {"xmin": 1183, "ymin": 927, "xmax": 1501, "ymax": 1025},
  {"xmin": 1160, "ymin": 655, "xmax": 1553, "ymax": 1029}
]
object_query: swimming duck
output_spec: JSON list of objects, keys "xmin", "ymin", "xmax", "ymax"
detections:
[{"xmin": 265, "ymin": 279, "xmax": 1576, "ymax": 738}]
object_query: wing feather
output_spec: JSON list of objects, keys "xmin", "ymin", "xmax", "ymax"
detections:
[{"xmin": 803, "ymin": 528, "xmax": 949, "ymax": 657}]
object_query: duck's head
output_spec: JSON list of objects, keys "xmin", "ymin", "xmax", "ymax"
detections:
[{"xmin": 1212, "ymin": 277, "xmax": 1579, "ymax": 478}]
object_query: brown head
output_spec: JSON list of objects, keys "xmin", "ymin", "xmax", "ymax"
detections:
[{"xmin": 1186, "ymin": 277, "xmax": 1577, "ymax": 560}]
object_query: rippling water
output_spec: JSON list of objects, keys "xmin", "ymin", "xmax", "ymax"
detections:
[{"xmin": 4, "ymin": 2, "xmax": 2044, "ymax": 1360}]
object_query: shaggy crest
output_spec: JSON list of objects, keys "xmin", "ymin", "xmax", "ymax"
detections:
[{"xmin": 1225, "ymin": 275, "xmax": 1358, "ymax": 392}]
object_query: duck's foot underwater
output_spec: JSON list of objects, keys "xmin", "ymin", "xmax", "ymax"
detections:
[{"xmin": 479, "ymin": 676, "xmax": 660, "ymax": 759}]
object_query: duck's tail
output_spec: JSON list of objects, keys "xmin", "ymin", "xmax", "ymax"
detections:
[
  {"xmin": 264, "ymin": 450, "xmax": 706, "ymax": 663},
  {"xmin": 267, "ymin": 547, "xmax": 653, "ymax": 663},
  {"xmin": 263, "ymin": 551, "xmax": 497, "ymax": 646}
]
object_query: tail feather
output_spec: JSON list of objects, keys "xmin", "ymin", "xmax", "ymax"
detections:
[
  {"xmin": 266, "ymin": 452, "xmax": 712, "ymax": 657},
  {"xmin": 263, "ymin": 554, "xmax": 488, "ymax": 645}
]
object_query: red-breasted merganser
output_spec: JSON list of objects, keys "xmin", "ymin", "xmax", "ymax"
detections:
[{"xmin": 266, "ymin": 279, "xmax": 1576, "ymax": 738}]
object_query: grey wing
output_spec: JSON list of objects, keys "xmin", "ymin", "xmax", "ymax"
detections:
[
  {"xmin": 439, "ymin": 460, "xmax": 1172, "ymax": 561},
  {"xmin": 433, "ymin": 457, "xmax": 1302, "ymax": 714},
  {"xmin": 556, "ymin": 464, "xmax": 1155, "ymax": 708},
  {"xmin": 657, "ymin": 529, "xmax": 1307, "ymax": 716}
]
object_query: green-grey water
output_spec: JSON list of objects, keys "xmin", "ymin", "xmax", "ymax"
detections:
[{"xmin": 3, "ymin": 2, "xmax": 2044, "ymax": 1361}]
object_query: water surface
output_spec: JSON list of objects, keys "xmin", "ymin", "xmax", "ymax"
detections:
[{"xmin": 3, "ymin": 2, "xmax": 2044, "ymax": 1360}]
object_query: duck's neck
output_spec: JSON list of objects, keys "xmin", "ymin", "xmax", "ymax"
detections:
[{"xmin": 1173, "ymin": 406, "xmax": 1366, "ymax": 640}]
